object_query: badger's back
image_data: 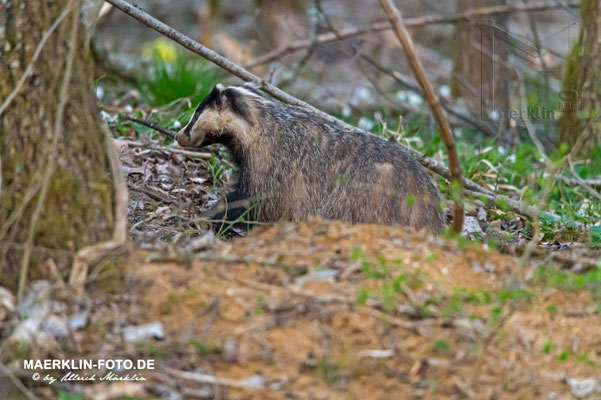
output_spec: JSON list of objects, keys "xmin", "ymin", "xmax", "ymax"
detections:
[{"xmin": 238, "ymin": 94, "xmax": 445, "ymax": 232}]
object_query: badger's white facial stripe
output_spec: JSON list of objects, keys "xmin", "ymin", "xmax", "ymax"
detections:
[
  {"xmin": 237, "ymin": 86, "xmax": 262, "ymax": 98},
  {"xmin": 215, "ymin": 83, "xmax": 225, "ymax": 91}
]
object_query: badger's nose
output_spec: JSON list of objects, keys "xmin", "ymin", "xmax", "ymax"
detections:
[{"xmin": 175, "ymin": 128, "xmax": 189, "ymax": 147}]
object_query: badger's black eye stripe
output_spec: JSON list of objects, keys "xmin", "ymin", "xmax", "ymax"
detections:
[
  {"xmin": 223, "ymin": 89, "xmax": 253, "ymax": 125},
  {"xmin": 184, "ymin": 86, "xmax": 222, "ymax": 135}
]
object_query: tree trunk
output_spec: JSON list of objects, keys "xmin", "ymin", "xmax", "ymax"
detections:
[
  {"xmin": 0, "ymin": 0, "xmax": 115, "ymax": 290},
  {"xmin": 451, "ymin": 0, "xmax": 512, "ymax": 146},
  {"xmin": 558, "ymin": 0, "xmax": 601, "ymax": 154}
]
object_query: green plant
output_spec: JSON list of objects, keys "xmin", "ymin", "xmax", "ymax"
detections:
[
  {"xmin": 558, "ymin": 350, "xmax": 570, "ymax": 362},
  {"xmin": 58, "ymin": 392, "xmax": 83, "ymax": 400},
  {"xmin": 317, "ymin": 354, "xmax": 343, "ymax": 386},
  {"xmin": 433, "ymin": 338, "xmax": 451, "ymax": 353},
  {"xmin": 142, "ymin": 39, "xmax": 221, "ymax": 106},
  {"xmin": 542, "ymin": 341, "xmax": 554, "ymax": 354},
  {"xmin": 189, "ymin": 339, "xmax": 223, "ymax": 357}
]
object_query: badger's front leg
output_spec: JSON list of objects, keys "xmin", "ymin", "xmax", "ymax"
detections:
[{"xmin": 202, "ymin": 190, "xmax": 260, "ymax": 231}]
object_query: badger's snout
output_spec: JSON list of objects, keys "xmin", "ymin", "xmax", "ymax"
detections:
[{"xmin": 176, "ymin": 128, "xmax": 192, "ymax": 147}]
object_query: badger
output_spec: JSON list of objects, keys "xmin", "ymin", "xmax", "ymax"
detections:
[{"xmin": 177, "ymin": 84, "xmax": 445, "ymax": 232}]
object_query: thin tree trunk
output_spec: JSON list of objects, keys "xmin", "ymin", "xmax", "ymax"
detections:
[
  {"xmin": 559, "ymin": 0, "xmax": 601, "ymax": 154},
  {"xmin": 0, "ymin": 0, "xmax": 115, "ymax": 289},
  {"xmin": 452, "ymin": 0, "xmax": 512, "ymax": 146}
]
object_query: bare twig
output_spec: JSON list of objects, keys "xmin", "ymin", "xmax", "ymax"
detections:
[
  {"xmin": 380, "ymin": 0, "xmax": 464, "ymax": 232},
  {"xmin": 0, "ymin": 183, "xmax": 41, "ymax": 244},
  {"xmin": 115, "ymin": 138, "xmax": 213, "ymax": 160},
  {"xmin": 559, "ymin": 176, "xmax": 601, "ymax": 187},
  {"xmin": 128, "ymin": 183, "xmax": 174, "ymax": 204},
  {"xmin": 515, "ymin": 70, "xmax": 549, "ymax": 161},
  {"xmin": 568, "ymin": 158, "xmax": 601, "ymax": 202},
  {"xmin": 0, "ymin": 7, "xmax": 70, "ymax": 117},
  {"xmin": 278, "ymin": 4, "xmax": 321, "ymax": 88},
  {"xmin": 244, "ymin": 1, "xmax": 580, "ymax": 69},
  {"xmin": 18, "ymin": 0, "xmax": 77, "ymax": 303},
  {"xmin": 166, "ymin": 367, "xmax": 262, "ymax": 390},
  {"xmin": 359, "ymin": 52, "xmax": 497, "ymax": 137},
  {"xmin": 200, "ymin": 296, "xmax": 221, "ymax": 341},
  {"xmin": 0, "ymin": 362, "xmax": 40, "ymax": 400},
  {"xmin": 122, "ymin": 115, "xmax": 177, "ymax": 138}
]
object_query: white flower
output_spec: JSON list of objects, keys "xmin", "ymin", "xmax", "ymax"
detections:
[
  {"xmin": 358, "ymin": 117, "xmax": 374, "ymax": 131},
  {"xmin": 342, "ymin": 105, "xmax": 352, "ymax": 118},
  {"xmin": 407, "ymin": 92, "xmax": 423, "ymax": 106},
  {"xmin": 439, "ymin": 85, "xmax": 451, "ymax": 98}
]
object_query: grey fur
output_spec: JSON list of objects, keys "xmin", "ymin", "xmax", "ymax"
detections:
[{"xmin": 177, "ymin": 85, "xmax": 446, "ymax": 232}]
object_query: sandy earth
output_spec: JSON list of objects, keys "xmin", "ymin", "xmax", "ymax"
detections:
[{"xmin": 87, "ymin": 220, "xmax": 601, "ymax": 399}]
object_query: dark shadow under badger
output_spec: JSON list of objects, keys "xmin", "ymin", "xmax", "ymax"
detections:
[{"xmin": 177, "ymin": 84, "xmax": 446, "ymax": 232}]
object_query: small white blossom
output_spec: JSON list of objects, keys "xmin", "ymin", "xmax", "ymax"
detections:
[
  {"xmin": 342, "ymin": 105, "xmax": 352, "ymax": 118},
  {"xmin": 439, "ymin": 85, "xmax": 451, "ymax": 98},
  {"xmin": 100, "ymin": 110, "xmax": 117, "ymax": 123},
  {"xmin": 358, "ymin": 117, "xmax": 374, "ymax": 131}
]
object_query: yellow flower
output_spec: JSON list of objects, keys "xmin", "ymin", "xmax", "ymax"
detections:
[{"xmin": 143, "ymin": 38, "xmax": 178, "ymax": 62}]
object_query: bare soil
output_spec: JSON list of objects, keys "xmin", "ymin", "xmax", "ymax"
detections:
[{"xmin": 73, "ymin": 220, "xmax": 601, "ymax": 399}]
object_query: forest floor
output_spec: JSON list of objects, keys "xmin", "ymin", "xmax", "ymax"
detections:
[{"xmin": 26, "ymin": 220, "xmax": 601, "ymax": 400}]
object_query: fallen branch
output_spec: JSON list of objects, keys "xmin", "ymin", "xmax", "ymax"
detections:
[
  {"xmin": 0, "ymin": 362, "xmax": 39, "ymax": 400},
  {"xmin": 166, "ymin": 367, "xmax": 263, "ymax": 390},
  {"xmin": 244, "ymin": 0, "xmax": 579, "ymax": 69},
  {"xmin": 128, "ymin": 183, "xmax": 174, "ymax": 204},
  {"xmin": 380, "ymin": 0, "xmax": 464, "ymax": 232},
  {"xmin": 568, "ymin": 158, "xmax": 601, "ymax": 202},
  {"xmin": 559, "ymin": 176, "xmax": 601, "ymax": 188},
  {"xmin": 122, "ymin": 115, "xmax": 177, "ymax": 138},
  {"xmin": 116, "ymin": 138, "xmax": 218, "ymax": 163}
]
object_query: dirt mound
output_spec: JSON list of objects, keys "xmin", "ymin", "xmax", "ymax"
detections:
[{"xmin": 120, "ymin": 220, "xmax": 600, "ymax": 399}]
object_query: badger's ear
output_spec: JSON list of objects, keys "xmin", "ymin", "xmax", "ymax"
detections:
[
  {"xmin": 216, "ymin": 84, "xmax": 229, "ymax": 106},
  {"xmin": 206, "ymin": 84, "xmax": 224, "ymax": 108}
]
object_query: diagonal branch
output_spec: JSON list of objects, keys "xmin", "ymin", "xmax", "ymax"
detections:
[
  {"xmin": 0, "ymin": 362, "xmax": 39, "ymax": 400},
  {"xmin": 380, "ymin": 0, "xmax": 464, "ymax": 233},
  {"xmin": 244, "ymin": 0, "xmax": 579, "ymax": 69}
]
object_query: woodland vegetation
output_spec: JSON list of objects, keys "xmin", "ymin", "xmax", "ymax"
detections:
[{"xmin": 1, "ymin": 0, "xmax": 601, "ymax": 399}]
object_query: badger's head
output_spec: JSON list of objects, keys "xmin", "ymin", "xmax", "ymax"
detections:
[{"xmin": 176, "ymin": 84, "xmax": 259, "ymax": 148}]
